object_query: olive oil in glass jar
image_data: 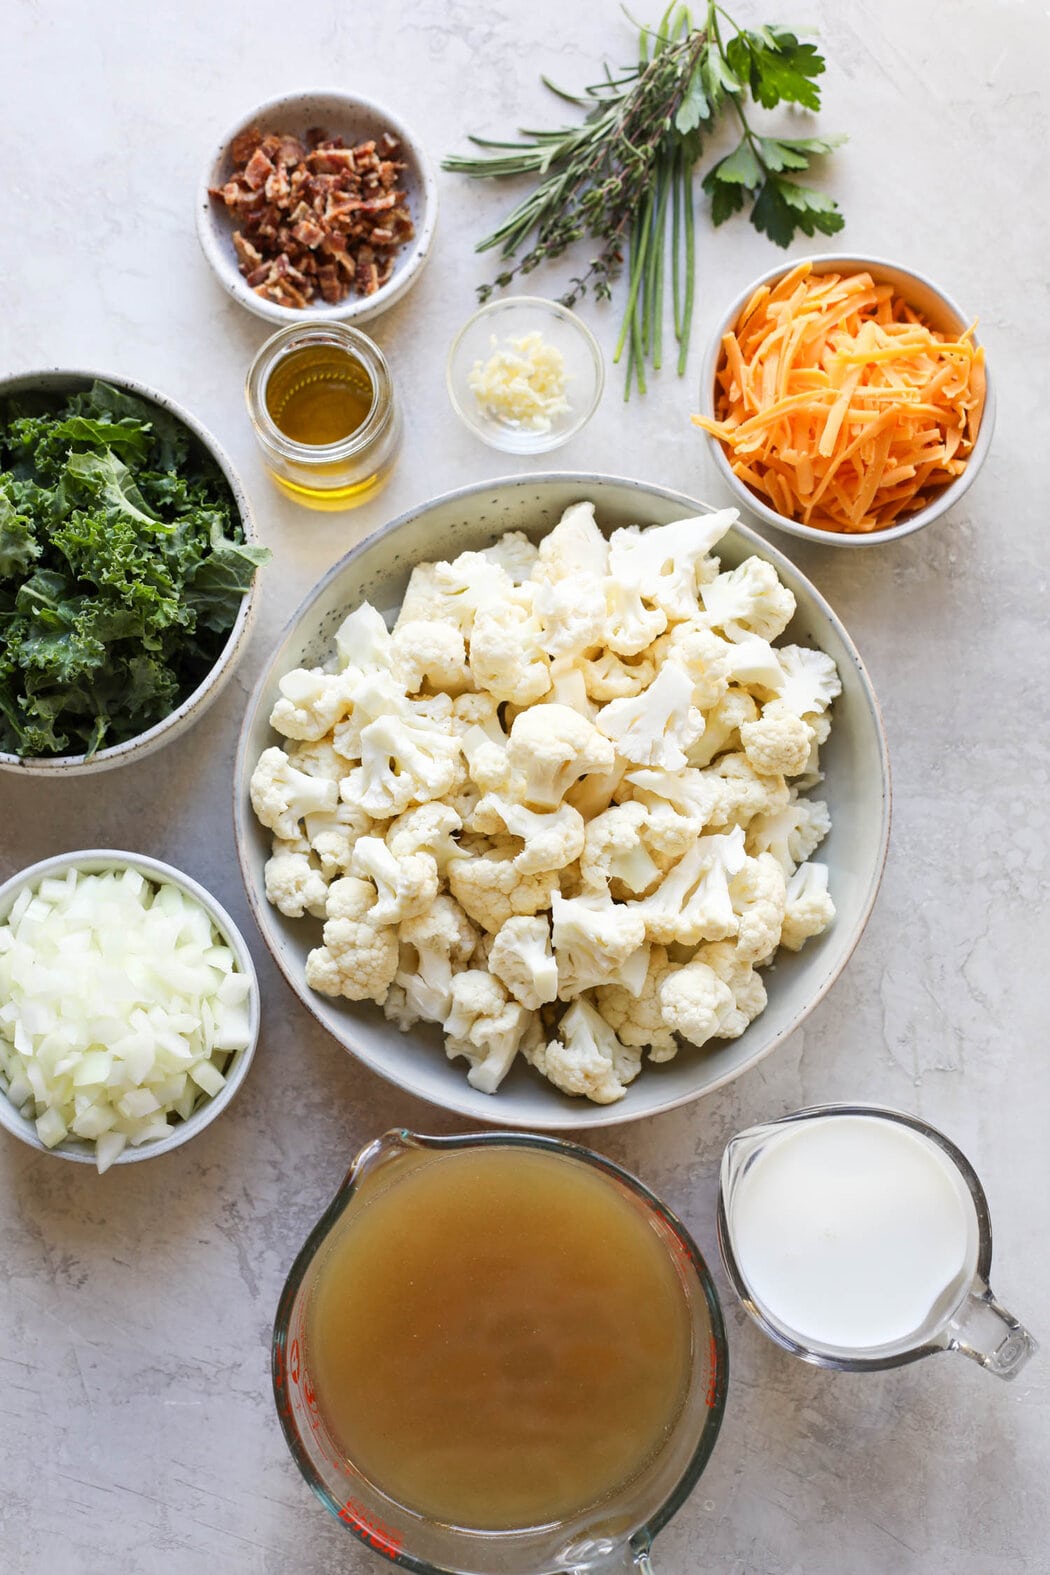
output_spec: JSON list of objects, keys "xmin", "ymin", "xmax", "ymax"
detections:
[{"xmin": 246, "ymin": 323, "xmax": 400, "ymax": 510}]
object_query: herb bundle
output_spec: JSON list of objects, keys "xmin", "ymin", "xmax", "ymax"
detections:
[{"xmin": 443, "ymin": 4, "xmax": 845, "ymax": 395}]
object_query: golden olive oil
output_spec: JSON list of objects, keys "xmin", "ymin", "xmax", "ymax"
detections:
[
  {"xmin": 264, "ymin": 344, "xmax": 375, "ymax": 446},
  {"xmin": 305, "ymin": 1146, "xmax": 692, "ymax": 1532}
]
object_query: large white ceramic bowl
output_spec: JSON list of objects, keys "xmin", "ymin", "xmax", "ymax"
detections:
[
  {"xmin": 696, "ymin": 253, "xmax": 995, "ymax": 548},
  {"xmin": 196, "ymin": 90, "xmax": 438, "ymax": 327},
  {"xmin": 0, "ymin": 369, "xmax": 260, "ymax": 778},
  {"xmin": 235, "ymin": 474, "xmax": 891, "ymax": 1129},
  {"xmin": 0, "ymin": 850, "xmax": 261, "ymax": 1166}
]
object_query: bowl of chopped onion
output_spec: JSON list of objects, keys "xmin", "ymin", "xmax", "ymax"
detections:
[
  {"xmin": 0, "ymin": 850, "xmax": 260, "ymax": 1172},
  {"xmin": 694, "ymin": 254, "xmax": 995, "ymax": 546},
  {"xmin": 447, "ymin": 296, "xmax": 605, "ymax": 453}
]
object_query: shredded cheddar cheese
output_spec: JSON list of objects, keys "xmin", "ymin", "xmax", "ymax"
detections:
[
  {"xmin": 692, "ymin": 262, "xmax": 987, "ymax": 534},
  {"xmin": 469, "ymin": 332, "xmax": 571, "ymax": 432}
]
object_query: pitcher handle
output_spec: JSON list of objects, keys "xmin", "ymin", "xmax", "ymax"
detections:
[{"xmin": 944, "ymin": 1282, "xmax": 1038, "ymax": 1379}]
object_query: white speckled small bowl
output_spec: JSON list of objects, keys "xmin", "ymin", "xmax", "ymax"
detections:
[
  {"xmin": 0, "ymin": 369, "xmax": 260, "ymax": 778},
  {"xmin": 0, "ymin": 850, "xmax": 261, "ymax": 1168},
  {"xmin": 696, "ymin": 253, "xmax": 995, "ymax": 548},
  {"xmin": 196, "ymin": 90, "xmax": 438, "ymax": 327}
]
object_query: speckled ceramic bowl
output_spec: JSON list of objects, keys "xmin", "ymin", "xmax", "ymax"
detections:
[
  {"xmin": 196, "ymin": 89, "xmax": 438, "ymax": 327},
  {"xmin": 697, "ymin": 253, "xmax": 995, "ymax": 548},
  {"xmin": 0, "ymin": 369, "xmax": 260, "ymax": 778},
  {"xmin": 235, "ymin": 473, "xmax": 891, "ymax": 1130},
  {"xmin": 0, "ymin": 850, "xmax": 261, "ymax": 1167}
]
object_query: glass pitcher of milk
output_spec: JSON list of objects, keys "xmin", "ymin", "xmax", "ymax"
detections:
[{"xmin": 718, "ymin": 1104, "xmax": 1037, "ymax": 1377}]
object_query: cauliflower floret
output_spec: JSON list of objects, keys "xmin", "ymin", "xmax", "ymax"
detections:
[
  {"xmin": 488, "ymin": 915, "xmax": 559, "ymax": 1009},
  {"xmin": 650, "ymin": 623, "xmax": 731, "ymax": 712},
  {"xmin": 269, "ymin": 667, "xmax": 359, "ymax": 742},
  {"xmin": 550, "ymin": 891, "xmax": 647, "ymax": 998},
  {"xmin": 596, "ymin": 662, "xmax": 703, "ymax": 770},
  {"xmin": 780, "ymin": 861, "xmax": 835, "ymax": 950},
  {"xmin": 657, "ymin": 962, "xmax": 736, "ymax": 1050},
  {"xmin": 395, "ymin": 553, "xmax": 514, "ymax": 638},
  {"xmin": 478, "ymin": 530, "xmax": 539, "ymax": 583},
  {"xmin": 264, "ymin": 839, "xmax": 329, "ymax": 919},
  {"xmin": 579, "ymin": 649, "xmax": 656, "ymax": 703},
  {"xmin": 747, "ymin": 795, "xmax": 831, "ymax": 876},
  {"xmin": 305, "ymin": 876, "xmax": 399, "ymax": 1004},
  {"xmin": 564, "ymin": 755, "xmax": 630, "ymax": 820},
  {"xmin": 685, "ymin": 688, "xmax": 758, "ymax": 767},
  {"xmin": 703, "ymin": 752, "xmax": 790, "ymax": 830},
  {"xmin": 341, "ymin": 715, "xmax": 462, "ymax": 817},
  {"xmin": 699, "ymin": 556, "xmax": 796, "ymax": 643},
  {"xmin": 349, "ymin": 835, "xmax": 439, "ymax": 925},
  {"xmin": 386, "ymin": 802, "xmax": 463, "ymax": 872},
  {"xmin": 594, "ymin": 946, "xmax": 677, "ymax": 1059},
  {"xmin": 730, "ymin": 852, "xmax": 787, "ymax": 964},
  {"xmin": 250, "ymin": 746, "xmax": 339, "ymax": 840},
  {"xmin": 606, "ymin": 510, "xmax": 736, "ymax": 622},
  {"xmin": 719, "ymin": 636, "xmax": 786, "ymax": 693},
  {"xmin": 391, "ymin": 619, "xmax": 473, "ymax": 696},
  {"xmin": 580, "ymin": 801, "xmax": 663, "ymax": 899},
  {"xmin": 621, "ymin": 765, "xmax": 730, "ymax": 855},
  {"xmin": 333, "ymin": 601, "xmax": 395, "ymax": 674},
  {"xmin": 532, "ymin": 500, "xmax": 609, "ymax": 586},
  {"xmin": 774, "ymin": 645, "xmax": 842, "ymax": 718},
  {"xmin": 628, "ymin": 825, "xmax": 748, "ymax": 946},
  {"xmin": 525, "ymin": 998, "xmax": 641, "ymax": 1104},
  {"xmin": 303, "ymin": 799, "xmax": 375, "ymax": 878},
  {"xmin": 469, "ymin": 596, "xmax": 552, "ymax": 705},
  {"xmin": 507, "ymin": 703, "xmax": 615, "ymax": 810},
  {"xmin": 472, "ymin": 795, "xmax": 585, "ymax": 875},
  {"xmin": 546, "ymin": 655, "xmax": 598, "ymax": 720},
  {"xmin": 331, "ymin": 670, "xmax": 411, "ymax": 762},
  {"xmin": 447, "ymin": 837, "xmax": 559, "ymax": 934},
  {"xmin": 392, "ymin": 895, "xmax": 479, "ymax": 1023},
  {"xmin": 443, "ymin": 970, "xmax": 534, "ymax": 1093},
  {"xmin": 740, "ymin": 700, "xmax": 815, "ymax": 778},
  {"xmin": 690, "ymin": 940, "xmax": 767, "ymax": 1037},
  {"xmin": 602, "ymin": 577, "xmax": 667, "ymax": 657}
]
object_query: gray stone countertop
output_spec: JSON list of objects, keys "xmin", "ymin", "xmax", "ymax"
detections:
[{"xmin": 1, "ymin": 1, "xmax": 1047, "ymax": 1571}]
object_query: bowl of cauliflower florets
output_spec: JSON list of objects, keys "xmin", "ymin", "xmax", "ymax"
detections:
[{"xmin": 236, "ymin": 474, "xmax": 889, "ymax": 1127}]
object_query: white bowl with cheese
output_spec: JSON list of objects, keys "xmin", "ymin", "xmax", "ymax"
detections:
[
  {"xmin": 446, "ymin": 296, "xmax": 604, "ymax": 452},
  {"xmin": 0, "ymin": 850, "xmax": 260, "ymax": 1170}
]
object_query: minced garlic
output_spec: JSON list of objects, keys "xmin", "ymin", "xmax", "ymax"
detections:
[{"xmin": 468, "ymin": 332, "xmax": 571, "ymax": 432}]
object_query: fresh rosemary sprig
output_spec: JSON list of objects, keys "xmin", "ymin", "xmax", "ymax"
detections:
[{"xmin": 442, "ymin": 4, "xmax": 846, "ymax": 397}]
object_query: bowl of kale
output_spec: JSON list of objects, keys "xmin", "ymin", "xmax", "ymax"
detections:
[{"xmin": 0, "ymin": 372, "xmax": 269, "ymax": 774}]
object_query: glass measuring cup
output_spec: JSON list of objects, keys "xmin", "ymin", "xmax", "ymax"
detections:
[
  {"xmin": 718, "ymin": 1103, "xmax": 1037, "ymax": 1377},
  {"xmin": 273, "ymin": 1129, "xmax": 728, "ymax": 1574}
]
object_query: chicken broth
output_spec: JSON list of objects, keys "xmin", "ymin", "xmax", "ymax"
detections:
[{"xmin": 305, "ymin": 1145, "xmax": 693, "ymax": 1531}]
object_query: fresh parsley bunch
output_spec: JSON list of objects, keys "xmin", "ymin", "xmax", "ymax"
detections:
[
  {"xmin": 0, "ymin": 381, "xmax": 269, "ymax": 758},
  {"xmin": 443, "ymin": 4, "xmax": 845, "ymax": 395}
]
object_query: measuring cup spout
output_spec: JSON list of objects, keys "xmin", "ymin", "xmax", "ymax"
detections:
[
  {"xmin": 338, "ymin": 1127, "xmax": 426, "ymax": 1197},
  {"xmin": 943, "ymin": 1281, "xmax": 1038, "ymax": 1379},
  {"xmin": 564, "ymin": 1536, "xmax": 654, "ymax": 1574}
]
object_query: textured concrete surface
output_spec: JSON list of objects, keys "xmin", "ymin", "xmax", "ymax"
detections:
[{"xmin": 1, "ymin": 2, "xmax": 1047, "ymax": 1572}]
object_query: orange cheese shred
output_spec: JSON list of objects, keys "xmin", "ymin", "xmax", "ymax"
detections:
[{"xmin": 693, "ymin": 262, "xmax": 987, "ymax": 534}]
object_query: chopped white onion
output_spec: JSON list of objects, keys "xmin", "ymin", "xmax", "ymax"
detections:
[{"xmin": 0, "ymin": 869, "xmax": 252, "ymax": 1173}]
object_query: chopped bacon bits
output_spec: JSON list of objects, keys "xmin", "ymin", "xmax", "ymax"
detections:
[{"xmin": 210, "ymin": 125, "xmax": 415, "ymax": 309}]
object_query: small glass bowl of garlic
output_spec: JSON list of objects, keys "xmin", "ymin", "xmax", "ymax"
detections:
[
  {"xmin": 447, "ymin": 296, "xmax": 604, "ymax": 453},
  {"xmin": 0, "ymin": 850, "xmax": 259, "ymax": 1172}
]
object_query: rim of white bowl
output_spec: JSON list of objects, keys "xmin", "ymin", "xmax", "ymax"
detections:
[
  {"xmin": 697, "ymin": 252, "xmax": 997, "ymax": 548},
  {"xmin": 0, "ymin": 367, "xmax": 260, "ymax": 776},
  {"xmin": 234, "ymin": 471, "xmax": 892, "ymax": 1128},
  {"xmin": 195, "ymin": 88, "xmax": 438, "ymax": 327},
  {"xmin": 0, "ymin": 850, "xmax": 261, "ymax": 1166}
]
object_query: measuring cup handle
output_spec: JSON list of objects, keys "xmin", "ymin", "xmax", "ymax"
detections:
[{"xmin": 945, "ymin": 1282, "xmax": 1038, "ymax": 1379}]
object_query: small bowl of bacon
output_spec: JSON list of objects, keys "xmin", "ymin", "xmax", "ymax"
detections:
[
  {"xmin": 196, "ymin": 90, "xmax": 438, "ymax": 326},
  {"xmin": 693, "ymin": 255, "xmax": 994, "ymax": 546}
]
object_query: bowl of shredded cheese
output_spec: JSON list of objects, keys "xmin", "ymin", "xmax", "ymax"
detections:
[
  {"xmin": 447, "ymin": 296, "xmax": 604, "ymax": 453},
  {"xmin": 693, "ymin": 255, "xmax": 994, "ymax": 546}
]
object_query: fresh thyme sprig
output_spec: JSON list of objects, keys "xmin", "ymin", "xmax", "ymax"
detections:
[{"xmin": 442, "ymin": 3, "xmax": 846, "ymax": 397}]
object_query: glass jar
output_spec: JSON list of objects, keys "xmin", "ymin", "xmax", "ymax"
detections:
[{"xmin": 245, "ymin": 323, "xmax": 401, "ymax": 511}]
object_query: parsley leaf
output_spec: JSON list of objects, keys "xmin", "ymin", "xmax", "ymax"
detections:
[{"xmin": 751, "ymin": 177, "xmax": 845, "ymax": 247}]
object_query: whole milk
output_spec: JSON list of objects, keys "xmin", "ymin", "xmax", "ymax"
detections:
[{"xmin": 728, "ymin": 1114, "xmax": 979, "ymax": 1353}]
